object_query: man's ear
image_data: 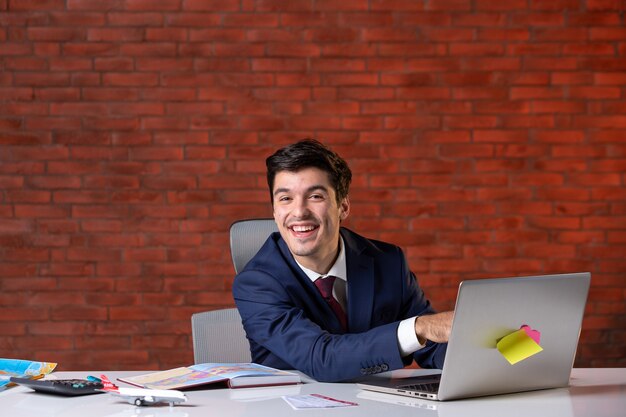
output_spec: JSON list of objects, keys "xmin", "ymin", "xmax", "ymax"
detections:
[{"xmin": 339, "ymin": 196, "xmax": 350, "ymax": 221}]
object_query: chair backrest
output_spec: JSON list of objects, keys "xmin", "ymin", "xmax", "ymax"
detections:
[
  {"xmin": 191, "ymin": 219, "xmax": 278, "ymax": 363},
  {"xmin": 190, "ymin": 220, "xmax": 277, "ymax": 364},
  {"xmin": 191, "ymin": 308, "xmax": 252, "ymax": 364},
  {"xmin": 229, "ymin": 218, "xmax": 278, "ymax": 274}
]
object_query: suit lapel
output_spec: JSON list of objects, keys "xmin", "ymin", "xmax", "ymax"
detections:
[{"xmin": 342, "ymin": 230, "xmax": 374, "ymax": 333}]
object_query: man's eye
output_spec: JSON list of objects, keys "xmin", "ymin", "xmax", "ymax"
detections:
[
  {"xmin": 278, "ymin": 196, "xmax": 291, "ymax": 202},
  {"xmin": 310, "ymin": 194, "xmax": 324, "ymax": 200}
]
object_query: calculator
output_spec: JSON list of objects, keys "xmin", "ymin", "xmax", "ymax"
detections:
[{"xmin": 9, "ymin": 377, "xmax": 104, "ymax": 396}]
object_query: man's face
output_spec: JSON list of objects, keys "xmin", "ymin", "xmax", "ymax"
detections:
[{"xmin": 272, "ymin": 167, "xmax": 350, "ymax": 274}]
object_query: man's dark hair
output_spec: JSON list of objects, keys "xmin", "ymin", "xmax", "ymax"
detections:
[{"xmin": 266, "ymin": 139, "xmax": 352, "ymax": 204}]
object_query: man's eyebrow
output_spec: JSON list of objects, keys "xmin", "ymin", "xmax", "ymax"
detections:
[{"xmin": 273, "ymin": 184, "xmax": 329, "ymax": 197}]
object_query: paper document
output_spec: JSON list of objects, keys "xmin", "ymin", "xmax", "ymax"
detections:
[{"xmin": 282, "ymin": 393, "xmax": 358, "ymax": 410}]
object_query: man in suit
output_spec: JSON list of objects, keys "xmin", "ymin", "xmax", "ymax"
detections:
[{"xmin": 233, "ymin": 139, "xmax": 453, "ymax": 382}]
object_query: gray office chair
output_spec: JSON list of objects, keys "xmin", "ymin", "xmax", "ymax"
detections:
[
  {"xmin": 191, "ymin": 308, "xmax": 252, "ymax": 364},
  {"xmin": 190, "ymin": 219, "xmax": 278, "ymax": 364},
  {"xmin": 229, "ymin": 218, "xmax": 278, "ymax": 274}
]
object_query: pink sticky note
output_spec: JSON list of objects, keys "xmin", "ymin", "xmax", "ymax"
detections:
[{"xmin": 520, "ymin": 325, "xmax": 541, "ymax": 344}]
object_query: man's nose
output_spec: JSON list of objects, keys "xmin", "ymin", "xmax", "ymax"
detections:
[{"xmin": 292, "ymin": 198, "xmax": 311, "ymax": 217}]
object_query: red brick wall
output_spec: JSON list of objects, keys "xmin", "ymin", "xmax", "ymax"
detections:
[{"xmin": 1, "ymin": 1, "xmax": 624, "ymax": 370}]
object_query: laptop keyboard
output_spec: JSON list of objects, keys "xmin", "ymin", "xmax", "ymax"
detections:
[{"xmin": 398, "ymin": 382, "xmax": 440, "ymax": 393}]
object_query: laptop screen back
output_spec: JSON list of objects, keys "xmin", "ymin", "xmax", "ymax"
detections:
[{"xmin": 438, "ymin": 272, "xmax": 590, "ymax": 400}]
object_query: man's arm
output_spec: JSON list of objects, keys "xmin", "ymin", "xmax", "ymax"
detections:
[
  {"xmin": 233, "ymin": 235, "xmax": 448, "ymax": 380},
  {"xmin": 234, "ymin": 269, "xmax": 407, "ymax": 383}
]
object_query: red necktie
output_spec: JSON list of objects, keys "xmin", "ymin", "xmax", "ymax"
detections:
[{"xmin": 314, "ymin": 276, "xmax": 347, "ymax": 331}]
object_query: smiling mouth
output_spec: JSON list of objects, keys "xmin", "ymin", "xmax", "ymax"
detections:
[
  {"xmin": 291, "ymin": 224, "xmax": 316, "ymax": 232},
  {"xmin": 289, "ymin": 224, "xmax": 319, "ymax": 236}
]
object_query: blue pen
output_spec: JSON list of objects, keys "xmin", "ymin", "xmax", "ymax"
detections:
[{"xmin": 87, "ymin": 375, "xmax": 101, "ymax": 382}]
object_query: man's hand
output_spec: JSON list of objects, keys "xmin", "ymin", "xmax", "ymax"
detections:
[{"xmin": 414, "ymin": 311, "xmax": 454, "ymax": 344}]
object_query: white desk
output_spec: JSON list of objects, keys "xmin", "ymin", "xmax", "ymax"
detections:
[{"xmin": 1, "ymin": 368, "xmax": 624, "ymax": 417}]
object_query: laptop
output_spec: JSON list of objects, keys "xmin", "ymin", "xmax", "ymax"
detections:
[{"xmin": 357, "ymin": 272, "xmax": 591, "ymax": 401}]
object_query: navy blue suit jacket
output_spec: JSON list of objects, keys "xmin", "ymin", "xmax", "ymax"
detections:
[{"xmin": 232, "ymin": 228, "xmax": 447, "ymax": 382}]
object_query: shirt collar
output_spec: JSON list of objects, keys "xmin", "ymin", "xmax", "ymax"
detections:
[{"xmin": 295, "ymin": 237, "xmax": 347, "ymax": 283}]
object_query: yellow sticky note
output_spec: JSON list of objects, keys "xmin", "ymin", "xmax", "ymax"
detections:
[{"xmin": 497, "ymin": 328, "xmax": 543, "ymax": 365}]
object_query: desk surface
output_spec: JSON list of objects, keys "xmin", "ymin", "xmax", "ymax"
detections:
[{"xmin": 1, "ymin": 368, "xmax": 624, "ymax": 417}]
